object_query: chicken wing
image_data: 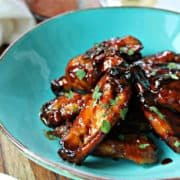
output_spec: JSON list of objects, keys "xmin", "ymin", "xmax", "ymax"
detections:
[
  {"xmin": 51, "ymin": 36, "xmax": 142, "ymax": 96},
  {"xmin": 93, "ymin": 134, "xmax": 157, "ymax": 164},
  {"xmin": 133, "ymin": 51, "xmax": 180, "ymax": 153},
  {"xmin": 40, "ymin": 92, "xmax": 90, "ymax": 128},
  {"xmin": 59, "ymin": 65, "xmax": 132, "ymax": 164}
]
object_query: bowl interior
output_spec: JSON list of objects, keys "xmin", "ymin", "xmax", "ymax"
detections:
[{"xmin": 0, "ymin": 7, "xmax": 179, "ymax": 180}]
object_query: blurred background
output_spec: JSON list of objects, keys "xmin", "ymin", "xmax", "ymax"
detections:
[{"xmin": 0, "ymin": 0, "xmax": 179, "ymax": 49}]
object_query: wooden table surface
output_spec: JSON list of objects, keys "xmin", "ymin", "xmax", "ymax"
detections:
[{"xmin": 0, "ymin": 1, "xmax": 100, "ymax": 180}]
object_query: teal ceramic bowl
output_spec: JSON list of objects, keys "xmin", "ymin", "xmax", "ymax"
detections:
[{"xmin": 0, "ymin": 7, "xmax": 180, "ymax": 180}]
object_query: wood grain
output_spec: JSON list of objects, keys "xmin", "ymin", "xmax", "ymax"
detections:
[{"xmin": 0, "ymin": 132, "xmax": 70, "ymax": 180}]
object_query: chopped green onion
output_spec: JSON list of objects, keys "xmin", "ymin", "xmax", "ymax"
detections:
[
  {"xmin": 149, "ymin": 115, "xmax": 154, "ymax": 121},
  {"xmin": 167, "ymin": 62, "xmax": 177, "ymax": 69},
  {"xmin": 127, "ymin": 49, "xmax": 135, "ymax": 56},
  {"xmin": 110, "ymin": 99, "xmax": 116, "ymax": 106},
  {"xmin": 100, "ymin": 120, "xmax": 111, "ymax": 134},
  {"xmin": 93, "ymin": 86, "xmax": 102, "ymax": 100},
  {"xmin": 150, "ymin": 70, "xmax": 157, "ymax": 76},
  {"xmin": 64, "ymin": 90, "xmax": 74, "ymax": 99},
  {"xmin": 101, "ymin": 103, "xmax": 109, "ymax": 109},
  {"xmin": 110, "ymin": 96, "xmax": 120, "ymax": 106},
  {"xmin": 169, "ymin": 73, "xmax": 179, "ymax": 80},
  {"xmin": 120, "ymin": 108, "xmax": 128, "ymax": 120},
  {"xmin": 76, "ymin": 69, "xmax": 86, "ymax": 80},
  {"xmin": 174, "ymin": 140, "xmax": 180, "ymax": 148},
  {"xmin": 119, "ymin": 47, "xmax": 127, "ymax": 53},
  {"xmin": 139, "ymin": 143, "xmax": 150, "ymax": 149},
  {"xmin": 149, "ymin": 106, "xmax": 165, "ymax": 120}
]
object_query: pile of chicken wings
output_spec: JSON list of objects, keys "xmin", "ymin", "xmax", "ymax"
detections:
[{"xmin": 40, "ymin": 36, "xmax": 180, "ymax": 165}]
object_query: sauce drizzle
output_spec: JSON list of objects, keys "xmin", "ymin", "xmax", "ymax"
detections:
[{"xmin": 161, "ymin": 158, "xmax": 173, "ymax": 165}]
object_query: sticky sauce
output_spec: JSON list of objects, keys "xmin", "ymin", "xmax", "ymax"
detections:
[{"xmin": 161, "ymin": 158, "xmax": 173, "ymax": 165}]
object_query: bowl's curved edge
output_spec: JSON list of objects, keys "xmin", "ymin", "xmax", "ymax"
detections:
[
  {"xmin": 0, "ymin": 7, "xmax": 179, "ymax": 180},
  {"xmin": 0, "ymin": 6, "xmax": 179, "ymax": 60},
  {"xmin": 0, "ymin": 123, "xmax": 108, "ymax": 180}
]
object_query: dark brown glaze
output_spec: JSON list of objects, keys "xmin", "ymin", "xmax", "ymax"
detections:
[
  {"xmin": 84, "ymin": 36, "xmax": 142, "ymax": 62},
  {"xmin": 59, "ymin": 66, "xmax": 132, "ymax": 164},
  {"xmin": 134, "ymin": 51, "xmax": 180, "ymax": 94},
  {"xmin": 52, "ymin": 121, "xmax": 73, "ymax": 139},
  {"xmin": 156, "ymin": 81, "xmax": 180, "ymax": 112},
  {"xmin": 144, "ymin": 107, "xmax": 180, "ymax": 153},
  {"xmin": 93, "ymin": 134, "xmax": 157, "ymax": 164},
  {"xmin": 133, "ymin": 51, "xmax": 180, "ymax": 153},
  {"xmin": 40, "ymin": 92, "xmax": 90, "ymax": 128},
  {"xmin": 161, "ymin": 158, "xmax": 173, "ymax": 165},
  {"xmin": 51, "ymin": 36, "xmax": 142, "ymax": 95},
  {"xmin": 51, "ymin": 55, "xmax": 123, "ymax": 95},
  {"xmin": 118, "ymin": 94, "xmax": 152, "ymax": 133}
]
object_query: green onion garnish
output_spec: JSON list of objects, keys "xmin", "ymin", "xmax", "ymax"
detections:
[
  {"xmin": 149, "ymin": 106, "xmax": 165, "ymax": 120},
  {"xmin": 100, "ymin": 120, "xmax": 111, "ymax": 134},
  {"xmin": 120, "ymin": 108, "xmax": 128, "ymax": 120},
  {"xmin": 139, "ymin": 143, "xmax": 150, "ymax": 149},
  {"xmin": 76, "ymin": 69, "xmax": 86, "ymax": 80},
  {"xmin": 64, "ymin": 90, "xmax": 74, "ymax": 99}
]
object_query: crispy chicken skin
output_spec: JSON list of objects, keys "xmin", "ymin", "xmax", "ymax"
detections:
[
  {"xmin": 133, "ymin": 51, "xmax": 180, "ymax": 153},
  {"xmin": 59, "ymin": 66, "xmax": 132, "ymax": 164},
  {"xmin": 40, "ymin": 92, "xmax": 90, "ymax": 128},
  {"xmin": 51, "ymin": 36, "xmax": 142, "ymax": 95},
  {"xmin": 93, "ymin": 134, "xmax": 157, "ymax": 164}
]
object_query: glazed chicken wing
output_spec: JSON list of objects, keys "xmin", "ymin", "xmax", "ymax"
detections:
[
  {"xmin": 51, "ymin": 36, "xmax": 142, "ymax": 96},
  {"xmin": 59, "ymin": 66, "xmax": 132, "ymax": 164},
  {"xmin": 93, "ymin": 134, "xmax": 157, "ymax": 164},
  {"xmin": 133, "ymin": 51, "xmax": 180, "ymax": 153},
  {"xmin": 40, "ymin": 92, "xmax": 90, "ymax": 128}
]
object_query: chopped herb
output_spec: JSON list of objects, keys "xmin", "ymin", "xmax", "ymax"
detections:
[
  {"xmin": 149, "ymin": 115, "xmax": 154, "ymax": 121},
  {"xmin": 174, "ymin": 140, "xmax": 180, "ymax": 148},
  {"xmin": 110, "ymin": 99, "xmax": 116, "ymax": 106},
  {"xmin": 169, "ymin": 73, "xmax": 179, "ymax": 80},
  {"xmin": 150, "ymin": 70, "xmax": 157, "ymax": 76},
  {"xmin": 118, "ymin": 134, "xmax": 125, "ymax": 141},
  {"xmin": 92, "ymin": 101, "xmax": 97, "ymax": 107},
  {"xmin": 139, "ymin": 143, "xmax": 150, "ymax": 149},
  {"xmin": 93, "ymin": 86, "xmax": 102, "ymax": 100},
  {"xmin": 76, "ymin": 69, "xmax": 86, "ymax": 80},
  {"xmin": 119, "ymin": 47, "xmax": 127, "ymax": 53},
  {"xmin": 101, "ymin": 103, "xmax": 109, "ymax": 109},
  {"xmin": 100, "ymin": 120, "xmax": 111, "ymax": 134},
  {"xmin": 65, "ymin": 90, "xmax": 74, "ymax": 99},
  {"xmin": 110, "ymin": 96, "xmax": 120, "ymax": 106},
  {"xmin": 149, "ymin": 106, "xmax": 165, "ymax": 120},
  {"xmin": 103, "ymin": 111, "xmax": 109, "ymax": 118},
  {"xmin": 167, "ymin": 62, "xmax": 177, "ymax": 69},
  {"xmin": 127, "ymin": 49, "xmax": 134, "ymax": 56},
  {"xmin": 120, "ymin": 108, "xmax": 128, "ymax": 120},
  {"xmin": 44, "ymin": 131, "xmax": 57, "ymax": 140}
]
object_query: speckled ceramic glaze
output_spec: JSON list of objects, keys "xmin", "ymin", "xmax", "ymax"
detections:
[{"xmin": 0, "ymin": 7, "xmax": 179, "ymax": 180}]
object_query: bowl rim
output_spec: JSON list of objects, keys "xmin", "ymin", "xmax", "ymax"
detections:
[{"xmin": 0, "ymin": 7, "xmax": 179, "ymax": 180}]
